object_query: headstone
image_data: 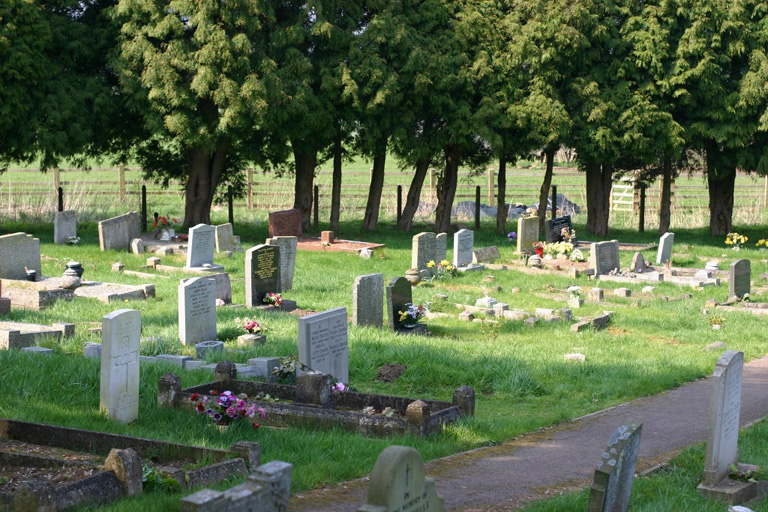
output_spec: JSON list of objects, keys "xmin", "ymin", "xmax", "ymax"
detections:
[
  {"xmin": 214, "ymin": 223, "xmax": 236, "ymax": 253},
  {"xmin": 130, "ymin": 238, "xmax": 144, "ymax": 255},
  {"xmin": 100, "ymin": 309, "xmax": 141, "ymax": 423},
  {"xmin": 358, "ymin": 445, "xmax": 443, "ymax": 512},
  {"xmin": 186, "ymin": 224, "xmax": 216, "ymax": 269},
  {"xmin": 353, "ymin": 274, "xmax": 384, "ymax": 328},
  {"xmin": 268, "ymin": 208, "xmax": 302, "ymax": 237},
  {"xmin": 386, "ymin": 277, "xmax": 412, "ymax": 331},
  {"xmin": 265, "ymin": 236, "xmax": 298, "ymax": 291},
  {"xmin": 589, "ymin": 241, "xmax": 620, "ymax": 275},
  {"xmin": 208, "ymin": 273, "xmax": 232, "ymax": 304},
  {"xmin": 472, "ymin": 246, "xmax": 500, "ymax": 264},
  {"xmin": 245, "ymin": 245, "xmax": 281, "ymax": 307},
  {"xmin": 0, "ymin": 233, "xmax": 41, "ymax": 280},
  {"xmin": 435, "ymin": 233, "xmax": 448, "ymax": 263},
  {"xmin": 630, "ymin": 252, "xmax": 646, "ymax": 273},
  {"xmin": 730, "ymin": 259, "xmax": 750, "ymax": 299},
  {"xmin": 411, "ymin": 232, "xmax": 436, "ymax": 271},
  {"xmin": 178, "ymin": 278, "xmax": 217, "ymax": 345},
  {"xmin": 698, "ymin": 351, "xmax": 758, "ymax": 503},
  {"xmin": 453, "ymin": 229, "xmax": 474, "ymax": 268},
  {"xmin": 587, "ymin": 423, "xmax": 643, "ymax": 512},
  {"xmin": 298, "ymin": 307, "xmax": 349, "ymax": 383},
  {"xmin": 656, "ymin": 232, "xmax": 674, "ymax": 265},
  {"xmin": 516, "ymin": 216, "xmax": 540, "ymax": 254},
  {"xmin": 53, "ymin": 210, "xmax": 77, "ymax": 244},
  {"xmin": 321, "ymin": 231, "xmax": 335, "ymax": 244},
  {"xmin": 546, "ymin": 215, "xmax": 572, "ymax": 243},
  {"xmin": 98, "ymin": 212, "xmax": 140, "ymax": 251}
]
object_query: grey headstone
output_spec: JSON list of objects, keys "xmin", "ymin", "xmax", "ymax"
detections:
[
  {"xmin": 630, "ymin": 252, "xmax": 646, "ymax": 273},
  {"xmin": 186, "ymin": 224, "xmax": 216, "ymax": 268},
  {"xmin": 84, "ymin": 343, "xmax": 102, "ymax": 359},
  {"xmin": 179, "ymin": 277, "xmax": 217, "ymax": 345},
  {"xmin": 298, "ymin": 307, "xmax": 349, "ymax": 384},
  {"xmin": 208, "ymin": 273, "xmax": 232, "ymax": 304},
  {"xmin": 53, "ymin": 210, "xmax": 77, "ymax": 244},
  {"xmin": 730, "ymin": 260, "xmax": 750, "ymax": 299},
  {"xmin": 587, "ymin": 423, "xmax": 643, "ymax": 512},
  {"xmin": 386, "ymin": 277, "xmax": 413, "ymax": 331},
  {"xmin": 358, "ymin": 446, "xmax": 444, "ymax": 512},
  {"xmin": 98, "ymin": 212, "xmax": 139, "ymax": 251},
  {"xmin": 435, "ymin": 233, "xmax": 448, "ymax": 263},
  {"xmin": 100, "ymin": 309, "xmax": 141, "ymax": 423},
  {"xmin": 245, "ymin": 244, "xmax": 281, "ymax": 307},
  {"xmin": 0, "ymin": 233, "xmax": 41, "ymax": 280},
  {"xmin": 516, "ymin": 216, "xmax": 539, "ymax": 254},
  {"xmin": 130, "ymin": 238, "xmax": 144, "ymax": 255},
  {"xmin": 589, "ymin": 241, "xmax": 620, "ymax": 275},
  {"xmin": 472, "ymin": 246, "xmax": 500, "ymax": 264},
  {"xmin": 453, "ymin": 229, "xmax": 474, "ymax": 267},
  {"xmin": 265, "ymin": 236, "xmax": 298, "ymax": 291},
  {"xmin": 214, "ymin": 223, "xmax": 235, "ymax": 253},
  {"xmin": 412, "ymin": 232, "xmax": 437, "ymax": 271},
  {"xmin": 353, "ymin": 274, "xmax": 384, "ymax": 328},
  {"xmin": 656, "ymin": 232, "xmax": 674, "ymax": 265}
]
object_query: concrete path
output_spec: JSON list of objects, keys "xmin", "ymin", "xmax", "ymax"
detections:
[{"xmin": 290, "ymin": 354, "xmax": 768, "ymax": 511}]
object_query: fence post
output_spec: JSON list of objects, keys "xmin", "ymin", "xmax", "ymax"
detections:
[
  {"xmin": 487, "ymin": 168, "xmax": 495, "ymax": 205},
  {"xmin": 551, "ymin": 185, "xmax": 558, "ymax": 219},
  {"xmin": 639, "ymin": 186, "xmax": 646, "ymax": 233},
  {"xmin": 52, "ymin": 167, "xmax": 60, "ymax": 191},
  {"xmin": 397, "ymin": 185, "xmax": 402, "ymax": 225},
  {"xmin": 313, "ymin": 185, "xmax": 319, "ymax": 229},
  {"xmin": 429, "ymin": 168, "xmax": 435, "ymax": 191},
  {"xmin": 141, "ymin": 185, "xmax": 147, "ymax": 233},
  {"xmin": 247, "ymin": 166, "xmax": 254, "ymax": 211},
  {"xmin": 475, "ymin": 186, "xmax": 481, "ymax": 230},
  {"xmin": 228, "ymin": 186, "xmax": 234, "ymax": 225},
  {"xmin": 58, "ymin": 187, "xmax": 63, "ymax": 212},
  {"xmin": 118, "ymin": 164, "xmax": 126, "ymax": 202}
]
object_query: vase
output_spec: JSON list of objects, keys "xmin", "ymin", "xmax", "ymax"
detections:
[
  {"xmin": 159, "ymin": 228, "xmax": 175, "ymax": 241},
  {"xmin": 25, "ymin": 270, "xmax": 37, "ymax": 281},
  {"xmin": 403, "ymin": 323, "xmax": 419, "ymax": 329},
  {"xmin": 215, "ymin": 423, "xmax": 230, "ymax": 433},
  {"xmin": 66, "ymin": 261, "xmax": 84, "ymax": 278}
]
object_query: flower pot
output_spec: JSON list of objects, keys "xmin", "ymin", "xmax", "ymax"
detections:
[
  {"xmin": 405, "ymin": 269, "xmax": 422, "ymax": 285},
  {"xmin": 66, "ymin": 261, "xmax": 84, "ymax": 278},
  {"xmin": 215, "ymin": 423, "xmax": 230, "ymax": 433},
  {"xmin": 159, "ymin": 228, "xmax": 175, "ymax": 241},
  {"xmin": 712, "ymin": 324, "xmax": 722, "ymax": 331},
  {"xmin": 25, "ymin": 270, "xmax": 37, "ymax": 282}
]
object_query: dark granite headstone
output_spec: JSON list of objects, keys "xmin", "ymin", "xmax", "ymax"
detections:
[
  {"xmin": 546, "ymin": 215, "xmax": 572, "ymax": 243},
  {"xmin": 268, "ymin": 209, "xmax": 302, "ymax": 237},
  {"xmin": 730, "ymin": 259, "xmax": 750, "ymax": 298},
  {"xmin": 386, "ymin": 277, "xmax": 413, "ymax": 331},
  {"xmin": 245, "ymin": 244, "xmax": 281, "ymax": 307}
]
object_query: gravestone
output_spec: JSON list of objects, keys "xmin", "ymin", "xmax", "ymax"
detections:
[
  {"xmin": 587, "ymin": 423, "xmax": 643, "ymax": 512},
  {"xmin": 630, "ymin": 252, "xmax": 646, "ymax": 273},
  {"xmin": 453, "ymin": 229, "xmax": 474, "ymax": 268},
  {"xmin": 472, "ymin": 246, "xmax": 500, "ymax": 264},
  {"xmin": 214, "ymin": 223, "xmax": 236, "ymax": 253},
  {"xmin": 53, "ymin": 210, "xmax": 77, "ymax": 244},
  {"xmin": 411, "ymin": 232, "xmax": 437, "ymax": 271},
  {"xmin": 385, "ymin": 277, "xmax": 426, "ymax": 335},
  {"xmin": 353, "ymin": 274, "xmax": 384, "ymax": 328},
  {"xmin": 298, "ymin": 307, "xmax": 349, "ymax": 383},
  {"xmin": 589, "ymin": 241, "xmax": 620, "ymax": 275},
  {"xmin": 98, "ymin": 212, "xmax": 139, "ymax": 251},
  {"xmin": 0, "ymin": 233, "xmax": 41, "ymax": 280},
  {"xmin": 358, "ymin": 445, "xmax": 444, "ymax": 512},
  {"xmin": 265, "ymin": 236, "xmax": 298, "ymax": 291},
  {"xmin": 100, "ymin": 309, "xmax": 140, "ymax": 423},
  {"xmin": 730, "ymin": 260, "xmax": 750, "ymax": 299},
  {"xmin": 516, "ymin": 216, "xmax": 539, "ymax": 254},
  {"xmin": 546, "ymin": 215, "xmax": 572, "ymax": 243},
  {"xmin": 656, "ymin": 232, "xmax": 674, "ymax": 265},
  {"xmin": 698, "ymin": 350, "xmax": 758, "ymax": 503},
  {"xmin": 245, "ymin": 245, "xmax": 281, "ymax": 307},
  {"xmin": 268, "ymin": 209, "xmax": 302, "ymax": 237},
  {"xmin": 435, "ymin": 233, "xmax": 448, "ymax": 263},
  {"xmin": 208, "ymin": 273, "xmax": 232, "ymax": 304},
  {"xmin": 186, "ymin": 224, "xmax": 219, "ymax": 269},
  {"xmin": 178, "ymin": 278, "xmax": 217, "ymax": 345}
]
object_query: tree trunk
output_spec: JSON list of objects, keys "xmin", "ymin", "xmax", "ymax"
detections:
[
  {"xmin": 398, "ymin": 158, "xmax": 430, "ymax": 231},
  {"xmin": 292, "ymin": 144, "xmax": 317, "ymax": 231},
  {"xmin": 659, "ymin": 153, "xmax": 673, "ymax": 235},
  {"xmin": 496, "ymin": 155, "xmax": 508, "ymax": 235},
  {"xmin": 183, "ymin": 147, "xmax": 227, "ymax": 227},
  {"xmin": 585, "ymin": 160, "xmax": 612, "ymax": 237},
  {"xmin": 706, "ymin": 141, "xmax": 735, "ymax": 236},
  {"xmin": 330, "ymin": 135, "xmax": 342, "ymax": 232},
  {"xmin": 537, "ymin": 148, "xmax": 555, "ymax": 233},
  {"xmin": 362, "ymin": 137, "xmax": 388, "ymax": 231},
  {"xmin": 434, "ymin": 145, "xmax": 460, "ymax": 233}
]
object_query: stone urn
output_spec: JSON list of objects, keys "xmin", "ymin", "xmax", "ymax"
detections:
[
  {"xmin": 405, "ymin": 268, "xmax": 422, "ymax": 285},
  {"xmin": 528, "ymin": 255, "xmax": 542, "ymax": 268},
  {"xmin": 59, "ymin": 267, "xmax": 81, "ymax": 290},
  {"xmin": 66, "ymin": 261, "xmax": 84, "ymax": 278}
]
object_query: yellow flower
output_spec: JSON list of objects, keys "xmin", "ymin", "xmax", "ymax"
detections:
[
  {"xmin": 446, "ymin": 265, "xmax": 453, "ymax": 271},
  {"xmin": 426, "ymin": 261, "xmax": 435, "ymax": 268},
  {"xmin": 440, "ymin": 259, "xmax": 450, "ymax": 267}
]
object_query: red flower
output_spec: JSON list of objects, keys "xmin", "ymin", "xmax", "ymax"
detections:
[
  {"xmin": 252, "ymin": 423, "xmax": 261, "ymax": 430},
  {"xmin": 190, "ymin": 393, "xmax": 199, "ymax": 401},
  {"xmin": 153, "ymin": 221, "xmax": 158, "ymax": 228},
  {"xmin": 173, "ymin": 219, "xmax": 178, "ymax": 223},
  {"xmin": 196, "ymin": 403, "xmax": 205, "ymax": 412},
  {"xmin": 210, "ymin": 390, "xmax": 218, "ymax": 395},
  {"xmin": 240, "ymin": 410, "xmax": 246, "ymax": 417}
]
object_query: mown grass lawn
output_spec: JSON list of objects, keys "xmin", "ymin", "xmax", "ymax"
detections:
[{"xmin": 1, "ymin": 217, "xmax": 767, "ymax": 510}]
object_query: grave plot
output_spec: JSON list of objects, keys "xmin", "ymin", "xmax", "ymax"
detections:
[
  {"xmin": 74, "ymin": 281, "xmax": 155, "ymax": 304},
  {"xmin": 160, "ymin": 363, "xmax": 475, "ymax": 438},
  {"xmin": 0, "ymin": 321, "xmax": 74, "ymax": 350},
  {"xmin": 296, "ymin": 231, "xmax": 385, "ymax": 256},
  {"xmin": 0, "ymin": 419, "xmax": 259, "ymax": 510}
]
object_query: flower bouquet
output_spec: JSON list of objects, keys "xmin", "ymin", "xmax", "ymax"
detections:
[
  {"xmin": 263, "ymin": 292, "xmax": 283, "ymax": 307},
  {"xmin": 242, "ymin": 318, "xmax": 263, "ymax": 334},
  {"xmin": 190, "ymin": 390, "xmax": 265, "ymax": 430},
  {"xmin": 153, "ymin": 216, "xmax": 179, "ymax": 241},
  {"xmin": 398, "ymin": 302, "xmax": 428, "ymax": 328},
  {"xmin": 726, "ymin": 232, "xmax": 748, "ymax": 250},
  {"xmin": 425, "ymin": 260, "xmax": 457, "ymax": 281}
]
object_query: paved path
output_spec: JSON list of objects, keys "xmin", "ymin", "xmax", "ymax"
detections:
[{"xmin": 290, "ymin": 354, "xmax": 768, "ymax": 511}]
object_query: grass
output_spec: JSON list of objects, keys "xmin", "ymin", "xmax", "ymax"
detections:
[{"xmin": 2, "ymin": 217, "xmax": 768, "ymax": 510}]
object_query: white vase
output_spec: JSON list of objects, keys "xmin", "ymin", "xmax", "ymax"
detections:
[{"xmin": 160, "ymin": 228, "xmax": 175, "ymax": 241}]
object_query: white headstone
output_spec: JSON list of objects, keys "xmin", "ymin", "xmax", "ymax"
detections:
[
  {"xmin": 186, "ymin": 224, "xmax": 216, "ymax": 268},
  {"xmin": 412, "ymin": 232, "xmax": 437, "ymax": 271},
  {"xmin": 298, "ymin": 307, "xmax": 349, "ymax": 384},
  {"xmin": 265, "ymin": 236, "xmax": 298, "ymax": 291},
  {"xmin": 656, "ymin": 232, "xmax": 674, "ymax": 265},
  {"xmin": 353, "ymin": 274, "xmax": 383, "ymax": 328},
  {"xmin": 453, "ymin": 229, "xmax": 474, "ymax": 268},
  {"xmin": 178, "ymin": 277, "xmax": 217, "ymax": 345},
  {"xmin": 214, "ymin": 223, "xmax": 236, "ymax": 253},
  {"xmin": 0, "ymin": 233, "xmax": 41, "ymax": 280},
  {"xmin": 53, "ymin": 210, "xmax": 77, "ymax": 244},
  {"xmin": 100, "ymin": 309, "xmax": 141, "ymax": 423}
]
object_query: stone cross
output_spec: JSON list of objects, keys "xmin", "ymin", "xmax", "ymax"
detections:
[
  {"xmin": 353, "ymin": 274, "xmax": 384, "ymax": 328},
  {"xmin": 587, "ymin": 423, "xmax": 642, "ymax": 512},
  {"xmin": 100, "ymin": 309, "xmax": 141, "ymax": 423}
]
